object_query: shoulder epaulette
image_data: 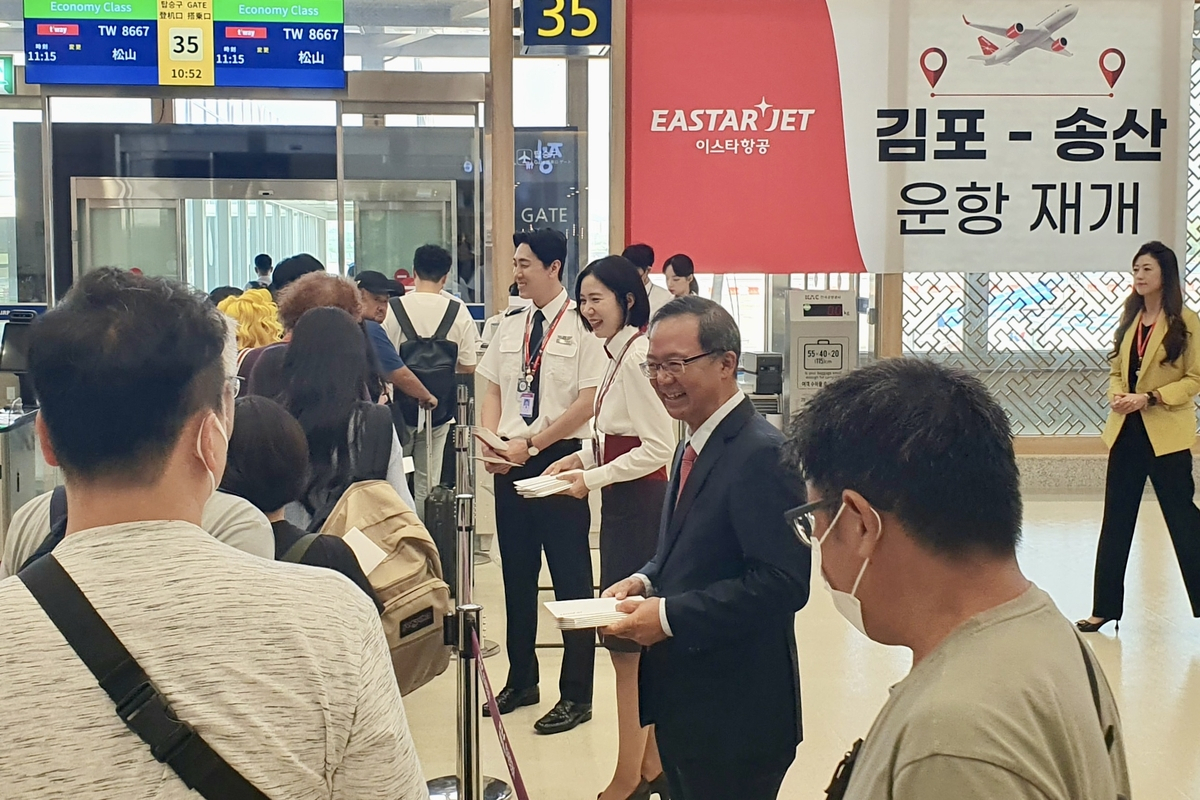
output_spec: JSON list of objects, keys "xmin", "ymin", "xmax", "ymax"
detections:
[{"xmin": 505, "ymin": 306, "xmax": 526, "ymax": 317}]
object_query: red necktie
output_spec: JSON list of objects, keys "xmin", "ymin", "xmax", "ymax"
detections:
[{"xmin": 677, "ymin": 444, "xmax": 698, "ymax": 500}]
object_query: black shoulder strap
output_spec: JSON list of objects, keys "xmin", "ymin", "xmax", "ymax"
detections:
[
  {"xmin": 432, "ymin": 300, "xmax": 460, "ymax": 341},
  {"xmin": 389, "ymin": 297, "xmax": 421, "ymax": 343},
  {"xmin": 1075, "ymin": 633, "xmax": 1117, "ymax": 752},
  {"xmin": 362, "ymin": 403, "xmax": 395, "ymax": 479},
  {"xmin": 50, "ymin": 485, "xmax": 68, "ymax": 529},
  {"xmin": 20, "ymin": 486, "xmax": 70, "ymax": 572},
  {"xmin": 281, "ymin": 533, "xmax": 320, "ymax": 564},
  {"xmin": 18, "ymin": 556, "xmax": 269, "ymax": 800}
]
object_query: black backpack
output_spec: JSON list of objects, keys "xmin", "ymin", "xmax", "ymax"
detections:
[
  {"xmin": 390, "ymin": 297, "xmax": 460, "ymax": 429},
  {"xmin": 18, "ymin": 486, "xmax": 68, "ymax": 572}
]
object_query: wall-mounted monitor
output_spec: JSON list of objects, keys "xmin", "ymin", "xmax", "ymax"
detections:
[{"xmin": 23, "ymin": 0, "xmax": 345, "ymax": 89}]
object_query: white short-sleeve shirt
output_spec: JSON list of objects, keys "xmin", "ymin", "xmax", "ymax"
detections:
[
  {"xmin": 477, "ymin": 289, "xmax": 607, "ymax": 440},
  {"xmin": 382, "ymin": 293, "xmax": 480, "ymax": 369}
]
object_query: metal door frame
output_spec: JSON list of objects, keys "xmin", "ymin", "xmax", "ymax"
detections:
[
  {"xmin": 71, "ymin": 177, "xmax": 458, "ymax": 286},
  {"xmin": 72, "ymin": 184, "xmax": 188, "ymax": 283}
]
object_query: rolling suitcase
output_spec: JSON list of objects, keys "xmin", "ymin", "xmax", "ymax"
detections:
[{"xmin": 423, "ymin": 408, "xmax": 458, "ymax": 598}]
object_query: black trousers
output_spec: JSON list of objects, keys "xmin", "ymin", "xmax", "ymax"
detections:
[
  {"xmin": 658, "ymin": 735, "xmax": 794, "ymax": 800},
  {"xmin": 1092, "ymin": 413, "xmax": 1200, "ymax": 619},
  {"xmin": 493, "ymin": 439, "xmax": 595, "ymax": 704}
]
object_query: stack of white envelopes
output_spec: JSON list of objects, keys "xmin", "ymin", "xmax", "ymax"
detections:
[
  {"xmin": 543, "ymin": 597, "xmax": 644, "ymax": 630},
  {"xmin": 514, "ymin": 471, "xmax": 582, "ymax": 498}
]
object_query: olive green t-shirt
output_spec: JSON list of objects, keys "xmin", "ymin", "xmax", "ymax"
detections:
[{"xmin": 842, "ymin": 585, "xmax": 1131, "ymax": 800}]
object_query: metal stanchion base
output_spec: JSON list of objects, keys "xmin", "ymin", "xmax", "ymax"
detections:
[
  {"xmin": 427, "ymin": 776, "xmax": 512, "ymax": 800},
  {"xmin": 481, "ymin": 639, "xmax": 501, "ymax": 658}
]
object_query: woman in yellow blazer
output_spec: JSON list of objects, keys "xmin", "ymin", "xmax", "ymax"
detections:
[{"xmin": 1078, "ymin": 241, "xmax": 1200, "ymax": 632}]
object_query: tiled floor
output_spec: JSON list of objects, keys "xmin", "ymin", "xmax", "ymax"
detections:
[{"xmin": 403, "ymin": 494, "xmax": 1200, "ymax": 799}]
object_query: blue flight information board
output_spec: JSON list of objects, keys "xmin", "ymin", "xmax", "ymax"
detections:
[{"xmin": 23, "ymin": 0, "xmax": 345, "ymax": 88}]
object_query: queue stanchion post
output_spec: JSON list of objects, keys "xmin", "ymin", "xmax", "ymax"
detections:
[{"xmin": 427, "ymin": 385, "xmax": 512, "ymax": 800}]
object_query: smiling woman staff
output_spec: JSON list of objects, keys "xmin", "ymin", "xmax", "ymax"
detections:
[
  {"xmin": 1078, "ymin": 241, "xmax": 1200, "ymax": 634},
  {"xmin": 545, "ymin": 256, "xmax": 675, "ymax": 800}
]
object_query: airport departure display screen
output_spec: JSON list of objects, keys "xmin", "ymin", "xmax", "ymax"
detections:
[{"xmin": 23, "ymin": 0, "xmax": 345, "ymax": 88}]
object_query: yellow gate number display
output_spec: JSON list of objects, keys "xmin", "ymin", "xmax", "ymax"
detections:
[
  {"xmin": 158, "ymin": 0, "xmax": 214, "ymax": 85},
  {"xmin": 522, "ymin": 0, "xmax": 610, "ymax": 48},
  {"xmin": 537, "ymin": 0, "xmax": 597, "ymax": 38}
]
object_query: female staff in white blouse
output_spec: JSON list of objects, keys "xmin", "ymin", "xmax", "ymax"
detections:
[{"xmin": 546, "ymin": 256, "xmax": 675, "ymax": 800}]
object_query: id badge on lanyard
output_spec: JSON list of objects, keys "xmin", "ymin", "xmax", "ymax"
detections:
[
  {"xmin": 519, "ymin": 390, "xmax": 536, "ymax": 419},
  {"xmin": 519, "ymin": 303, "xmax": 569, "ymax": 420}
]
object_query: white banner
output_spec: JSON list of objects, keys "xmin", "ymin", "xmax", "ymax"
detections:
[{"xmin": 829, "ymin": 0, "xmax": 1191, "ymax": 272}]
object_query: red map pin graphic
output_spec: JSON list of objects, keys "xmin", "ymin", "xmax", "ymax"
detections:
[
  {"xmin": 921, "ymin": 47, "xmax": 947, "ymax": 89},
  {"xmin": 1099, "ymin": 48, "xmax": 1125, "ymax": 89}
]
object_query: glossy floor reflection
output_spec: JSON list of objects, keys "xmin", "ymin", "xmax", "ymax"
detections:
[{"xmin": 403, "ymin": 494, "xmax": 1200, "ymax": 799}]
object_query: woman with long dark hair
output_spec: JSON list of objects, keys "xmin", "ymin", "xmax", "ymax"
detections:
[
  {"xmin": 545, "ymin": 256, "xmax": 675, "ymax": 800},
  {"xmin": 280, "ymin": 307, "xmax": 415, "ymax": 526},
  {"xmin": 220, "ymin": 395, "xmax": 381, "ymax": 611},
  {"xmin": 1078, "ymin": 241, "xmax": 1200, "ymax": 632},
  {"xmin": 663, "ymin": 254, "xmax": 699, "ymax": 298}
]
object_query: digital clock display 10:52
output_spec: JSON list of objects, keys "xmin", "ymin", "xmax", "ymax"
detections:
[{"xmin": 22, "ymin": 0, "xmax": 346, "ymax": 88}]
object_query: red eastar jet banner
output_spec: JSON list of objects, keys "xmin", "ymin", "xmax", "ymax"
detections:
[
  {"xmin": 626, "ymin": 0, "xmax": 1190, "ymax": 275},
  {"xmin": 625, "ymin": 0, "xmax": 867, "ymax": 274}
]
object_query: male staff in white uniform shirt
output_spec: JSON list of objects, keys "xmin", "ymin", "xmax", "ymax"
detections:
[
  {"xmin": 623, "ymin": 243, "xmax": 673, "ymax": 319},
  {"xmin": 478, "ymin": 228, "xmax": 607, "ymax": 735}
]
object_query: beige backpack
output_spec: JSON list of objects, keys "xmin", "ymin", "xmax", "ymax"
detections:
[{"xmin": 319, "ymin": 480, "xmax": 452, "ymax": 696}]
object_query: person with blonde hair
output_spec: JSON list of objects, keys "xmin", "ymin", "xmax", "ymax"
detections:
[{"xmin": 219, "ymin": 289, "xmax": 284, "ymax": 351}]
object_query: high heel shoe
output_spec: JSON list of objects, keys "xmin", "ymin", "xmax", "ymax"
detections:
[
  {"xmin": 597, "ymin": 781, "xmax": 650, "ymax": 800},
  {"xmin": 646, "ymin": 773, "xmax": 671, "ymax": 799},
  {"xmin": 1075, "ymin": 617, "xmax": 1119, "ymax": 633}
]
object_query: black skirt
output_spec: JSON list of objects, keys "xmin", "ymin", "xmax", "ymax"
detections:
[{"xmin": 600, "ymin": 476, "xmax": 668, "ymax": 653}]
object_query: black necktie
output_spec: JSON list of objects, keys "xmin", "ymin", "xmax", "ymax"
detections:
[{"xmin": 527, "ymin": 310, "xmax": 546, "ymax": 420}]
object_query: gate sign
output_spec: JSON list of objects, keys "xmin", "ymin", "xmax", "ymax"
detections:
[
  {"xmin": 22, "ymin": 0, "xmax": 346, "ymax": 89},
  {"xmin": 626, "ymin": 0, "xmax": 1190, "ymax": 274},
  {"xmin": 523, "ymin": 0, "xmax": 611, "ymax": 49}
]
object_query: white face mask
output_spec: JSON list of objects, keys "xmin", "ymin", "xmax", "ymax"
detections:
[
  {"xmin": 814, "ymin": 503, "xmax": 880, "ymax": 639},
  {"xmin": 195, "ymin": 411, "xmax": 229, "ymax": 501}
]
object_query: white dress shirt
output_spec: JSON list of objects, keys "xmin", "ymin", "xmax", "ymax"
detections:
[
  {"xmin": 646, "ymin": 279, "xmax": 674, "ymax": 319},
  {"xmin": 638, "ymin": 389, "xmax": 747, "ymax": 637},
  {"xmin": 477, "ymin": 288, "xmax": 607, "ymax": 440},
  {"xmin": 578, "ymin": 326, "xmax": 675, "ymax": 491}
]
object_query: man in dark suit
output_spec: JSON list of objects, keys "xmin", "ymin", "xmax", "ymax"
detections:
[{"xmin": 603, "ymin": 296, "xmax": 811, "ymax": 800}]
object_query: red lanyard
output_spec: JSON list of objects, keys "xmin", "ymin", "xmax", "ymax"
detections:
[
  {"xmin": 1136, "ymin": 314, "xmax": 1157, "ymax": 360},
  {"xmin": 522, "ymin": 301, "xmax": 570, "ymax": 379},
  {"xmin": 594, "ymin": 330, "xmax": 643, "ymax": 420}
]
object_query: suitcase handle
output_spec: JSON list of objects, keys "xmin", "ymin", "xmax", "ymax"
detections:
[{"xmin": 424, "ymin": 407, "xmax": 434, "ymax": 480}]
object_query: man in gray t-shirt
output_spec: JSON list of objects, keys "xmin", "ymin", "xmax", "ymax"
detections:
[
  {"xmin": 783, "ymin": 359, "xmax": 1130, "ymax": 800},
  {"xmin": 0, "ymin": 268, "xmax": 426, "ymax": 800}
]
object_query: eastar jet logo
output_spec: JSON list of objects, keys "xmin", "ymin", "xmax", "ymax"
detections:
[{"xmin": 650, "ymin": 98, "xmax": 816, "ymax": 133}]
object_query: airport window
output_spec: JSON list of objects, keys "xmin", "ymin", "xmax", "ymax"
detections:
[{"xmin": 49, "ymin": 98, "xmax": 152, "ymax": 124}]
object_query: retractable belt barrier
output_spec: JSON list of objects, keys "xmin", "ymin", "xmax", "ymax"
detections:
[
  {"xmin": 427, "ymin": 385, "xmax": 515, "ymax": 800},
  {"xmin": 474, "ymin": 630, "xmax": 530, "ymax": 800}
]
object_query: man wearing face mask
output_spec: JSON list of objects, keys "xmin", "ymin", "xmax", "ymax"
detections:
[
  {"xmin": 602, "ymin": 297, "xmax": 811, "ymax": 800},
  {"xmin": 783, "ymin": 359, "xmax": 1130, "ymax": 800},
  {"xmin": 0, "ymin": 269, "xmax": 427, "ymax": 800}
]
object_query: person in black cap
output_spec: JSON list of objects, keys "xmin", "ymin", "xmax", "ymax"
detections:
[
  {"xmin": 354, "ymin": 270, "xmax": 436, "ymax": 428},
  {"xmin": 269, "ymin": 254, "xmax": 324, "ymax": 297},
  {"xmin": 355, "ymin": 270, "xmax": 405, "ymax": 325}
]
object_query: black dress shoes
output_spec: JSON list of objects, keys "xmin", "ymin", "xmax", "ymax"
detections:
[
  {"xmin": 533, "ymin": 699, "xmax": 592, "ymax": 734},
  {"xmin": 482, "ymin": 685, "xmax": 540, "ymax": 717}
]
